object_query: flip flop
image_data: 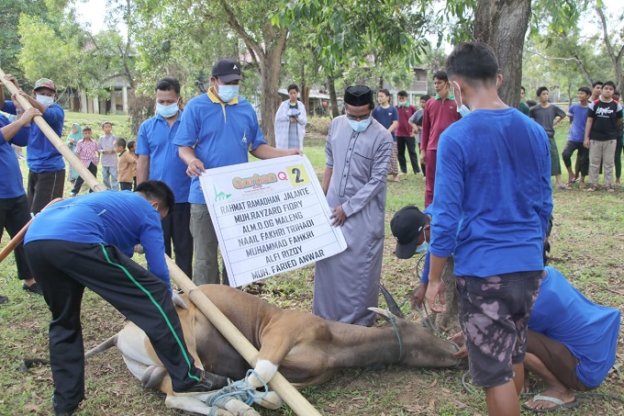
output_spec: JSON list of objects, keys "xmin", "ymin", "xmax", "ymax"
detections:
[{"xmin": 523, "ymin": 394, "xmax": 578, "ymax": 413}]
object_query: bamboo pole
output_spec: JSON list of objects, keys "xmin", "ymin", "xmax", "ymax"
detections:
[{"xmin": 0, "ymin": 68, "xmax": 320, "ymax": 416}]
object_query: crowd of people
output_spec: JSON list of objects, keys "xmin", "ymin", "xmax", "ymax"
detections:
[{"xmin": 1, "ymin": 43, "xmax": 623, "ymax": 415}]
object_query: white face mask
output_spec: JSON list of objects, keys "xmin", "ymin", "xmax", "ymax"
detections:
[
  {"xmin": 452, "ymin": 81, "xmax": 471, "ymax": 117},
  {"xmin": 36, "ymin": 94, "xmax": 55, "ymax": 107}
]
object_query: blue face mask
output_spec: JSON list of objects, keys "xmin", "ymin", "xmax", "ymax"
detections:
[
  {"xmin": 348, "ymin": 117, "xmax": 372, "ymax": 133},
  {"xmin": 217, "ymin": 84, "xmax": 240, "ymax": 102},
  {"xmin": 415, "ymin": 241, "xmax": 429, "ymax": 254},
  {"xmin": 457, "ymin": 104, "xmax": 471, "ymax": 117},
  {"xmin": 156, "ymin": 102, "xmax": 179, "ymax": 118}
]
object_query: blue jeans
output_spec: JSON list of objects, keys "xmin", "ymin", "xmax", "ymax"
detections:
[{"xmin": 101, "ymin": 166, "xmax": 118, "ymax": 190}]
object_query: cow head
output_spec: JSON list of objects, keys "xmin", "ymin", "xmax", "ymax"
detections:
[{"xmin": 370, "ymin": 308, "xmax": 460, "ymax": 368}]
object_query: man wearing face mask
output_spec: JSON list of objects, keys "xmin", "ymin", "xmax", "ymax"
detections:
[
  {"xmin": 136, "ymin": 77, "xmax": 193, "ymax": 278},
  {"xmin": 312, "ymin": 85, "xmax": 392, "ymax": 326},
  {"xmin": 174, "ymin": 59, "xmax": 299, "ymax": 286},
  {"xmin": 425, "ymin": 42, "xmax": 552, "ymax": 416},
  {"xmin": 17, "ymin": 78, "xmax": 65, "ymax": 214}
]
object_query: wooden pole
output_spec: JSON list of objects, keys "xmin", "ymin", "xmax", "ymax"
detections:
[{"xmin": 0, "ymin": 67, "xmax": 320, "ymax": 416}]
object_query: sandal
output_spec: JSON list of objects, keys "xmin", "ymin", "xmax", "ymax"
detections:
[{"xmin": 522, "ymin": 394, "xmax": 578, "ymax": 413}]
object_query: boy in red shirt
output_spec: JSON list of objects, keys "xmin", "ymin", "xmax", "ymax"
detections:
[{"xmin": 421, "ymin": 71, "xmax": 461, "ymax": 207}]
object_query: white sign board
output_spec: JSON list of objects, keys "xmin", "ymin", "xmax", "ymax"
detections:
[{"xmin": 199, "ymin": 155, "xmax": 347, "ymax": 287}]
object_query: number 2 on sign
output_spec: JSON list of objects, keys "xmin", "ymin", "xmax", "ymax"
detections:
[{"xmin": 287, "ymin": 164, "xmax": 309, "ymax": 187}]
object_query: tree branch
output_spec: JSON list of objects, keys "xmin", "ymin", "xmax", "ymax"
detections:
[
  {"xmin": 595, "ymin": 5, "xmax": 616, "ymax": 65},
  {"xmin": 218, "ymin": 0, "xmax": 265, "ymax": 62}
]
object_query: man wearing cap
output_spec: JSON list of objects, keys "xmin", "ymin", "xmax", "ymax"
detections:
[
  {"xmin": 312, "ymin": 85, "xmax": 392, "ymax": 326},
  {"xmin": 137, "ymin": 77, "xmax": 193, "ymax": 278},
  {"xmin": 17, "ymin": 78, "xmax": 65, "ymax": 214},
  {"xmin": 174, "ymin": 59, "xmax": 299, "ymax": 285}
]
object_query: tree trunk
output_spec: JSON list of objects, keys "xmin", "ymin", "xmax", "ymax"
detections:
[
  {"xmin": 474, "ymin": 0, "xmax": 532, "ymax": 107},
  {"xmin": 258, "ymin": 48, "xmax": 282, "ymax": 146},
  {"xmin": 300, "ymin": 63, "xmax": 310, "ymax": 113},
  {"xmin": 328, "ymin": 76, "xmax": 339, "ymax": 118}
]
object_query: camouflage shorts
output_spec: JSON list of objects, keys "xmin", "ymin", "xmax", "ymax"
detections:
[{"xmin": 456, "ymin": 271, "xmax": 543, "ymax": 388}]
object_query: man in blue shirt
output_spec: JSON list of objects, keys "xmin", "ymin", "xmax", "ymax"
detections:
[
  {"xmin": 562, "ymin": 87, "xmax": 591, "ymax": 186},
  {"xmin": 372, "ymin": 88, "xmax": 400, "ymax": 182},
  {"xmin": 137, "ymin": 77, "xmax": 193, "ymax": 278},
  {"xmin": 16, "ymin": 78, "xmax": 65, "ymax": 214},
  {"xmin": 425, "ymin": 42, "xmax": 552, "ymax": 416},
  {"xmin": 24, "ymin": 182, "xmax": 228, "ymax": 416},
  {"xmin": 174, "ymin": 59, "xmax": 298, "ymax": 286},
  {"xmin": 0, "ymin": 76, "xmax": 43, "ymax": 299},
  {"xmin": 523, "ymin": 267, "xmax": 620, "ymax": 411}
]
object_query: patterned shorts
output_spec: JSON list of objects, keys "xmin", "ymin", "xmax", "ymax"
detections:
[{"xmin": 456, "ymin": 271, "xmax": 543, "ymax": 388}]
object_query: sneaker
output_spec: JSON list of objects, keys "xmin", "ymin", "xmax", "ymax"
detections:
[
  {"xmin": 23, "ymin": 282, "xmax": 43, "ymax": 295},
  {"xmin": 173, "ymin": 370, "xmax": 228, "ymax": 395}
]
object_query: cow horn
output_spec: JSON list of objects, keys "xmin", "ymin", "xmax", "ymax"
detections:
[
  {"xmin": 379, "ymin": 284, "xmax": 405, "ymax": 318},
  {"xmin": 368, "ymin": 307, "xmax": 399, "ymax": 322}
]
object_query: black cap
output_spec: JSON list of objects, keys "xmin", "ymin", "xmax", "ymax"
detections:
[
  {"xmin": 211, "ymin": 59, "xmax": 242, "ymax": 83},
  {"xmin": 344, "ymin": 85, "xmax": 373, "ymax": 106},
  {"xmin": 390, "ymin": 206, "xmax": 428, "ymax": 259}
]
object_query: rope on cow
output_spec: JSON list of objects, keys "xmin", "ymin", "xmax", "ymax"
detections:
[
  {"xmin": 387, "ymin": 314, "xmax": 404, "ymax": 361},
  {"xmin": 203, "ymin": 369, "xmax": 270, "ymax": 408}
]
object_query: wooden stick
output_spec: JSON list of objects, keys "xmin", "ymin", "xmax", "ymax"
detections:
[
  {"xmin": 0, "ymin": 69, "xmax": 106, "ymax": 192},
  {"xmin": 0, "ymin": 66, "xmax": 319, "ymax": 415}
]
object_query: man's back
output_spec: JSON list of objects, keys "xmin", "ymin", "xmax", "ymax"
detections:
[
  {"xmin": 529, "ymin": 267, "xmax": 620, "ymax": 388},
  {"xmin": 431, "ymin": 108, "xmax": 552, "ymax": 277}
]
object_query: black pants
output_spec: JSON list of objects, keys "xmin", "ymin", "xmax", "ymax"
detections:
[
  {"xmin": 396, "ymin": 136, "xmax": 420, "ymax": 174},
  {"xmin": 71, "ymin": 163, "xmax": 97, "ymax": 195},
  {"xmin": 0, "ymin": 195, "xmax": 32, "ymax": 280},
  {"xmin": 27, "ymin": 169, "xmax": 65, "ymax": 214},
  {"xmin": 24, "ymin": 241, "xmax": 202, "ymax": 413},
  {"xmin": 119, "ymin": 182, "xmax": 133, "ymax": 191},
  {"xmin": 162, "ymin": 202, "xmax": 193, "ymax": 278},
  {"xmin": 561, "ymin": 141, "xmax": 589, "ymax": 177}
]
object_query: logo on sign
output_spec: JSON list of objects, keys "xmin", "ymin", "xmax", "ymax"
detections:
[
  {"xmin": 213, "ymin": 185, "xmax": 232, "ymax": 202},
  {"xmin": 232, "ymin": 173, "xmax": 278, "ymax": 190}
]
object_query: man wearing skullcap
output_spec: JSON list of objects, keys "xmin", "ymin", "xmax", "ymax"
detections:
[{"xmin": 313, "ymin": 85, "xmax": 393, "ymax": 326}]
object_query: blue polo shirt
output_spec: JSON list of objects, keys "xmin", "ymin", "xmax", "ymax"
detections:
[
  {"xmin": 430, "ymin": 108, "xmax": 552, "ymax": 278},
  {"xmin": 27, "ymin": 103, "xmax": 65, "ymax": 173},
  {"xmin": 136, "ymin": 113, "xmax": 190, "ymax": 204},
  {"xmin": 529, "ymin": 267, "xmax": 620, "ymax": 388},
  {"xmin": 24, "ymin": 191, "xmax": 171, "ymax": 291},
  {"xmin": 2, "ymin": 100, "xmax": 16, "ymax": 115},
  {"xmin": 0, "ymin": 105, "xmax": 29, "ymax": 199},
  {"xmin": 173, "ymin": 90, "xmax": 267, "ymax": 204}
]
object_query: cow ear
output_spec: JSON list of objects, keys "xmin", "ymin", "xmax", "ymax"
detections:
[{"xmin": 368, "ymin": 307, "xmax": 399, "ymax": 322}]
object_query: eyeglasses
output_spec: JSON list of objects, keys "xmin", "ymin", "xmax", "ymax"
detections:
[{"xmin": 345, "ymin": 112, "xmax": 371, "ymax": 121}]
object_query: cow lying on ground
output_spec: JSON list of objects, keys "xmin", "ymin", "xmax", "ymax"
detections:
[{"xmin": 87, "ymin": 284, "xmax": 460, "ymax": 415}]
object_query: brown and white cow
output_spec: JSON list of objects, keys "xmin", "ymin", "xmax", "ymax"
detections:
[{"xmin": 87, "ymin": 284, "xmax": 460, "ymax": 415}]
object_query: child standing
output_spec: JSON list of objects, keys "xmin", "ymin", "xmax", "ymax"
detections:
[
  {"xmin": 117, "ymin": 138, "xmax": 137, "ymax": 191},
  {"xmin": 562, "ymin": 87, "xmax": 591, "ymax": 187},
  {"xmin": 584, "ymin": 81, "xmax": 624, "ymax": 192},
  {"xmin": 70, "ymin": 126, "xmax": 99, "ymax": 196},
  {"xmin": 98, "ymin": 121, "xmax": 118, "ymax": 190},
  {"xmin": 529, "ymin": 87, "xmax": 567, "ymax": 189}
]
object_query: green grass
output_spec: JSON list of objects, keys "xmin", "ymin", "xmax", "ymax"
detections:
[{"xmin": 1, "ymin": 113, "xmax": 623, "ymax": 415}]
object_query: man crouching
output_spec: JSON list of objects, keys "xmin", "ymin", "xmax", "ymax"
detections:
[{"xmin": 24, "ymin": 181, "xmax": 227, "ymax": 416}]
